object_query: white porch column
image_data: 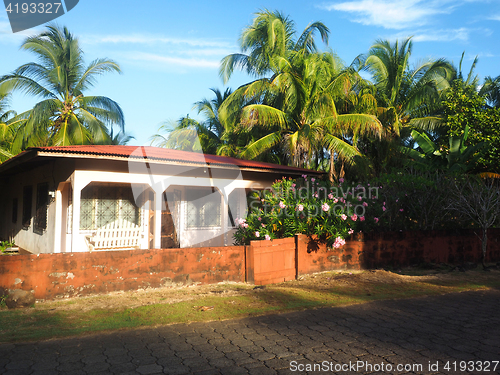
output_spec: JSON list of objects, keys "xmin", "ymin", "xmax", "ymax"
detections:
[
  {"xmin": 53, "ymin": 185, "xmax": 63, "ymax": 253},
  {"xmin": 70, "ymin": 173, "xmax": 85, "ymax": 253},
  {"xmin": 152, "ymin": 186, "xmax": 165, "ymax": 249}
]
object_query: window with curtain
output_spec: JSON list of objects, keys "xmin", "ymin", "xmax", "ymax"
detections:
[
  {"xmin": 186, "ymin": 187, "xmax": 221, "ymax": 228},
  {"xmin": 80, "ymin": 183, "xmax": 140, "ymax": 230}
]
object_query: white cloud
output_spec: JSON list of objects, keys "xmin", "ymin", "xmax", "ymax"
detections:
[
  {"xmin": 412, "ymin": 27, "xmax": 471, "ymax": 42},
  {"xmin": 82, "ymin": 33, "xmax": 233, "ymax": 49},
  {"xmin": 387, "ymin": 26, "xmax": 491, "ymax": 44},
  {"xmin": 78, "ymin": 33, "xmax": 235, "ymax": 71},
  {"xmin": 318, "ymin": 0, "xmax": 457, "ymax": 29},
  {"xmin": 488, "ymin": 14, "xmax": 500, "ymax": 21},
  {"xmin": 123, "ymin": 52, "xmax": 220, "ymax": 69}
]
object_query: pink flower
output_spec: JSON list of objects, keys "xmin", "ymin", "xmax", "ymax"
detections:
[
  {"xmin": 333, "ymin": 236, "xmax": 346, "ymax": 248},
  {"xmin": 265, "ymin": 234, "xmax": 271, "ymax": 241},
  {"xmin": 382, "ymin": 206, "xmax": 386, "ymax": 211},
  {"xmin": 261, "ymin": 223, "xmax": 266, "ymax": 227},
  {"xmin": 374, "ymin": 217, "xmax": 379, "ymax": 223},
  {"xmin": 341, "ymin": 214, "xmax": 347, "ymax": 221},
  {"xmin": 292, "ymin": 183, "xmax": 296, "ymax": 188},
  {"xmin": 351, "ymin": 214, "xmax": 358, "ymax": 221},
  {"xmin": 328, "ymin": 193, "xmax": 334, "ymax": 199},
  {"xmin": 258, "ymin": 217, "xmax": 262, "ymax": 221},
  {"xmin": 311, "ymin": 178, "xmax": 315, "ymax": 182},
  {"xmin": 399, "ymin": 209, "xmax": 404, "ymax": 212},
  {"xmin": 339, "ymin": 178, "xmax": 344, "ymax": 183},
  {"xmin": 363, "ymin": 202, "xmax": 368, "ymax": 207},
  {"xmin": 360, "ymin": 216, "xmax": 365, "ymax": 221},
  {"xmin": 255, "ymin": 231, "xmax": 260, "ymax": 238},
  {"xmin": 383, "ymin": 201, "xmax": 386, "ymax": 205},
  {"xmin": 340, "ymin": 198, "xmax": 345, "ymax": 203},
  {"xmin": 333, "ymin": 198, "xmax": 338, "ymax": 203},
  {"xmin": 322, "ymin": 203, "xmax": 330, "ymax": 212},
  {"xmin": 314, "ymin": 193, "xmax": 319, "ymax": 198},
  {"xmin": 357, "ymin": 196, "xmax": 362, "ymax": 201},
  {"xmin": 297, "ymin": 204, "xmax": 304, "ymax": 212},
  {"xmin": 348, "ymin": 229, "xmax": 354, "ymax": 235},
  {"xmin": 279, "ymin": 201, "xmax": 286, "ymax": 209}
]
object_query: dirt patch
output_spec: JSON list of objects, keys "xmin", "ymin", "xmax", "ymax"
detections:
[{"xmin": 29, "ymin": 267, "xmax": 500, "ymax": 313}]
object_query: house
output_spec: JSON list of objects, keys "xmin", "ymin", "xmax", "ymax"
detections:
[{"xmin": 0, "ymin": 145, "xmax": 323, "ymax": 254}]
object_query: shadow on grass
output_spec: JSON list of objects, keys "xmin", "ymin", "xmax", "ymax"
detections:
[{"xmin": 1, "ymin": 270, "xmax": 499, "ymax": 343}]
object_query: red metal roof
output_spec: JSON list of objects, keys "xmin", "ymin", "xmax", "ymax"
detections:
[{"xmin": 28, "ymin": 145, "xmax": 324, "ymax": 174}]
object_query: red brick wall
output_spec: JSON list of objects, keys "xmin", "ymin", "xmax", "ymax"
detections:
[
  {"xmin": 0, "ymin": 246, "xmax": 244, "ymax": 300},
  {"xmin": 297, "ymin": 229, "xmax": 500, "ymax": 275},
  {"xmin": 1, "ymin": 229, "xmax": 499, "ymax": 299}
]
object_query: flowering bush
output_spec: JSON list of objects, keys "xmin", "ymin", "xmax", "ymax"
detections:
[{"xmin": 233, "ymin": 176, "xmax": 379, "ymax": 246}]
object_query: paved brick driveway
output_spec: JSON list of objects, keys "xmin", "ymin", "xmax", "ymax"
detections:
[{"xmin": 0, "ymin": 289, "xmax": 499, "ymax": 374}]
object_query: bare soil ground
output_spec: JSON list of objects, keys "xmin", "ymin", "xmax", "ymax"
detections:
[{"xmin": 34, "ymin": 267, "xmax": 500, "ymax": 313}]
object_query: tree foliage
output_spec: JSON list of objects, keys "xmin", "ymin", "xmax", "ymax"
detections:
[
  {"xmin": 443, "ymin": 80, "xmax": 500, "ymax": 173},
  {"xmin": 0, "ymin": 25, "xmax": 124, "ymax": 154}
]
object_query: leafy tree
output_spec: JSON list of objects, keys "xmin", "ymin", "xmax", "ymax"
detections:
[
  {"xmin": 403, "ymin": 125, "xmax": 486, "ymax": 173},
  {"xmin": 447, "ymin": 177, "xmax": 500, "ymax": 269},
  {"xmin": 443, "ymin": 80, "xmax": 500, "ymax": 173},
  {"xmin": 0, "ymin": 25, "xmax": 124, "ymax": 151}
]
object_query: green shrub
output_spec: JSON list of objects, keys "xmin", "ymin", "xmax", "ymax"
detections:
[{"xmin": 233, "ymin": 176, "xmax": 380, "ymax": 246}]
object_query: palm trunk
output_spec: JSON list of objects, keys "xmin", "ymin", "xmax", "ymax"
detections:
[{"xmin": 329, "ymin": 154, "xmax": 335, "ymax": 184}]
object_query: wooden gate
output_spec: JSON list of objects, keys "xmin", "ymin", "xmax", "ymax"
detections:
[{"xmin": 246, "ymin": 237, "xmax": 296, "ymax": 285}]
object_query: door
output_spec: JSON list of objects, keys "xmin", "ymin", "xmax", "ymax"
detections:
[{"xmin": 161, "ymin": 190, "xmax": 180, "ymax": 248}]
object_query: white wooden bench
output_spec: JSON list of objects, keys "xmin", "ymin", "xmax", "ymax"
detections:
[{"xmin": 85, "ymin": 219, "xmax": 142, "ymax": 251}]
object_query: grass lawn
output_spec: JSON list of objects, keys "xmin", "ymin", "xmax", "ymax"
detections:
[{"xmin": 1, "ymin": 268, "xmax": 499, "ymax": 343}]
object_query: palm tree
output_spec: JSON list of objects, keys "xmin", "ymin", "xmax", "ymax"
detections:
[
  {"xmin": 364, "ymin": 37, "xmax": 453, "ymax": 135},
  {"xmin": 109, "ymin": 129, "xmax": 135, "ymax": 145},
  {"xmin": 0, "ymin": 25, "xmax": 124, "ymax": 149},
  {"xmin": 480, "ymin": 75, "xmax": 500, "ymax": 108},
  {"xmin": 360, "ymin": 37, "xmax": 454, "ymax": 174},
  {"xmin": 219, "ymin": 50, "xmax": 383, "ymax": 181},
  {"xmin": 0, "ymin": 87, "xmax": 17, "ymax": 161},
  {"xmin": 151, "ymin": 88, "xmax": 232, "ymax": 155},
  {"xmin": 219, "ymin": 9, "xmax": 329, "ymax": 83}
]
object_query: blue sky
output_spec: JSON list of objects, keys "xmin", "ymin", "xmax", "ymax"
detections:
[{"xmin": 1, "ymin": 0, "xmax": 499, "ymax": 146}]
